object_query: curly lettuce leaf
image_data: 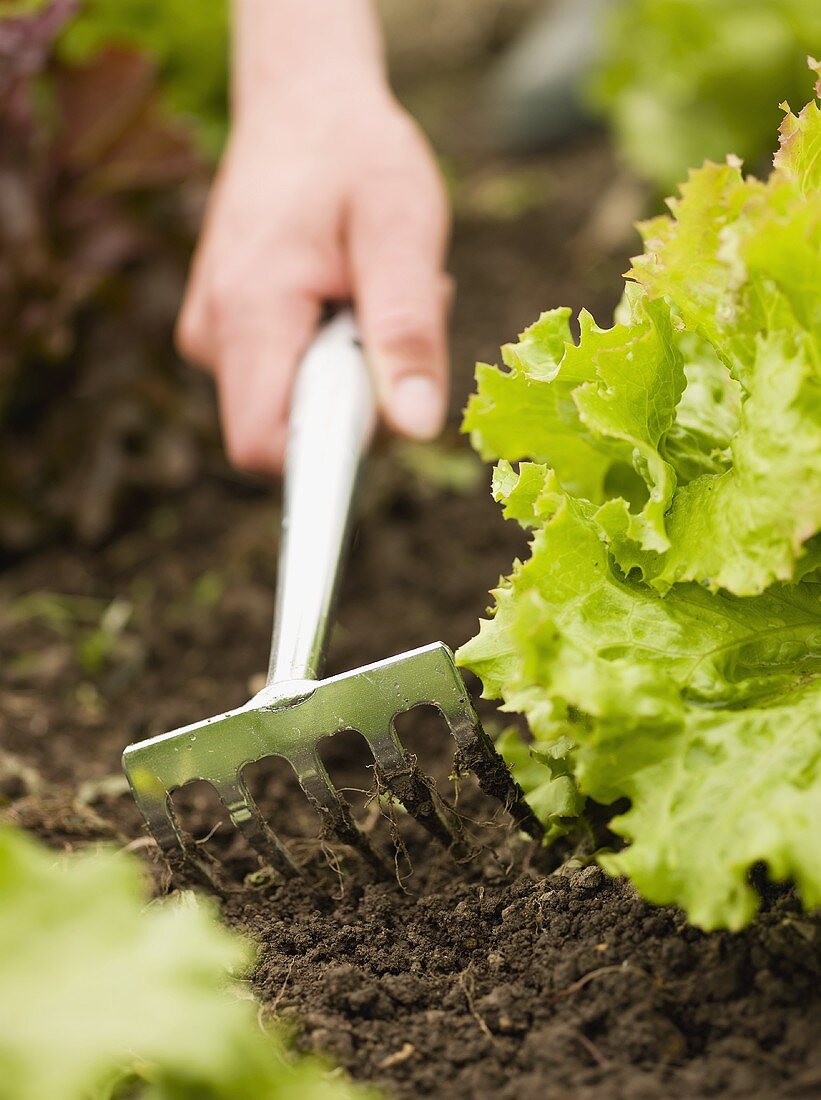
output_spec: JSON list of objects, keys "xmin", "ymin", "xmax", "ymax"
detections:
[
  {"xmin": 600, "ymin": 679, "xmax": 821, "ymax": 930},
  {"xmin": 458, "ymin": 475, "xmax": 821, "ymax": 929},
  {"xmin": 465, "ymin": 293, "xmax": 685, "ymax": 558},
  {"xmin": 775, "ymin": 68, "xmax": 821, "ymax": 192},
  {"xmin": 0, "ymin": 826, "xmax": 374, "ymax": 1100},
  {"xmin": 494, "ymin": 728, "xmax": 584, "ymax": 842},
  {"xmin": 629, "ymin": 162, "xmax": 771, "ymax": 383},
  {"xmin": 466, "ymin": 80, "xmax": 821, "ymax": 596},
  {"xmin": 568, "ymin": 296, "xmax": 684, "ymax": 555},
  {"xmin": 658, "ymin": 330, "xmax": 742, "ymax": 482},
  {"xmin": 463, "ymin": 308, "xmax": 611, "ymax": 502},
  {"xmin": 645, "ymin": 333, "xmax": 821, "ymax": 593}
]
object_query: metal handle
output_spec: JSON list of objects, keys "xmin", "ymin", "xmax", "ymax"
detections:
[{"xmin": 267, "ymin": 309, "xmax": 376, "ymax": 686}]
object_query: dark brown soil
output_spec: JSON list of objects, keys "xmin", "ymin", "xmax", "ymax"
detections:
[
  {"xmin": 234, "ymin": 870, "xmax": 821, "ymax": 1100},
  {"xmin": 2, "ymin": 137, "xmax": 820, "ymax": 1100}
]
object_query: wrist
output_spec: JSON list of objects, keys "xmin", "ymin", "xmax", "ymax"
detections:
[
  {"xmin": 233, "ymin": 72, "xmax": 393, "ymax": 139},
  {"xmin": 231, "ymin": 0, "xmax": 387, "ymax": 128}
]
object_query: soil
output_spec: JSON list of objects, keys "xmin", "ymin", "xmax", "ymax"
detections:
[{"xmin": 2, "ymin": 135, "xmax": 820, "ymax": 1100}]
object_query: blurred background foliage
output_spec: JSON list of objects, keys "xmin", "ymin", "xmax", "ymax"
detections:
[
  {"xmin": 0, "ymin": 0, "xmax": 818, "ymax": 558},
  {"xmin": 591, "ymin": 0, "xmax": 821, "ymax": 190},
  {"xmin": 59, "ymin": 0, "xmax": 230, "ymax": 154},
  {"xmin": 0, "ymin": 0, "xmax": 216, "ymax": 555}
]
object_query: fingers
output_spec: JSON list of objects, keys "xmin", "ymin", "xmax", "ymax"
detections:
[
  {"xmin": 178, "ymin": 259, "xmax": 321, "ymax": 474},
  {"xmin": 350, "ymin": 151, "xmax": 451, "ymax": 442},
  {"xmin": 176, "ymin": 104, "xmax": 453, "ymax": 478},
  {"xmin": 213, "ymin": 287, "xmax": 321, "ymax": 475},
  {"xmin": 176, "ymin": 251, "xmax": 217, "ymax": 370}
]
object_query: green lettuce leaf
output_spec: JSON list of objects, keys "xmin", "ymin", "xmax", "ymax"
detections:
[
  {"xmin": 459, "ymin": 475, "xmax": 821, "ymax": 929},
  {"xmin": 645, "ymin": 333, "xmax": 821, "ymax": 593},
  {"xmin": 775, "ymin": 66, "xmax": 821, "ymax": 192},
  {"xmin": 494, "ymin": 728, "xmax": 584, "ymax": 843},
  {"xmin": 465, "ymin": 81, "xmax": 821, "ymax": 596},
  {"xmin": 600, "ymin": 678, "xmax": 821, "ymax": 930},
  {"xmin": 568, "ymin": 296, "xmax": 684, "ymax": 556},
  {"xmin": 462, "ymin": 308, "xmax": 612, "ymax": 502},
  {"xmin": 658, "ymin": 330, "xmax": 741, "ymax": 483},
  {"xmin": 626, "ymin": 96, "xmax": 821, "ymax": 592},
  {"xmin": 0, "ymin": 826, "xmax": 374, "ymax": 1100}
]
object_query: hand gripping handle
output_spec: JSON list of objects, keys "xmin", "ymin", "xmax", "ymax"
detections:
[{"xmin": 267, "ymin": 310, "xmax": 376, "ymax": 686}]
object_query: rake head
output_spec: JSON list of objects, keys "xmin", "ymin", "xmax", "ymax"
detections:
[{"xmin": 123, "ymin": 642, "xmax": 542, "ymax": 882}]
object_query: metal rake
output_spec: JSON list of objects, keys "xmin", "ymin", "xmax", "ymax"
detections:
[{"xmin": 122, "ymin": 311, "xmax": 542, "ymax": 881}]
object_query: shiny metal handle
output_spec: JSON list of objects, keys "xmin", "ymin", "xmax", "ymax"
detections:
[{"xmin": 267, "ymin": 310, "xmax": 376, "ymax": 686}]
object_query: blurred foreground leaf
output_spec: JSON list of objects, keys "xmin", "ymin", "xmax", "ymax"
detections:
[{"xmin": 0, "ymin": 825, "xmax": 377, "ymax": 1100}]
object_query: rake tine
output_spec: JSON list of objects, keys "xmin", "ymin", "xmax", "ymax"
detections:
[
  {"xmin": 444, "ymin": 706, "xmax": 545, "ymax": 843},
  {"xmin": 289, "ymin": 749, "xmax": 388, "ymax": 874},
  {"xmin": 364, "ymin": 727, "xmax": 469, "ymax": 855},
  {"xmin": 216, "ymin": 776, "xmax": 300, "ymax": 879},
  {"xmin": 129, "ymin": 781, "xmax": 220, "ymax": 890}
]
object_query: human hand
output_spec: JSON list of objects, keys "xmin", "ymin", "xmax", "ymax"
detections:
[{"xmin": 177, "ymin": 85, "xmax": 451, "ymax": 474}]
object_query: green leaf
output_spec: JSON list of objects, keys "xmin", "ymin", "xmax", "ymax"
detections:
[
  {"xmin": 495, "ymin": 728, "xmax": 584, "ymax": 841},
  {"xmin": 775, "ymin": 85, "xmax": 821, "ymax": 194},
  {"xmin": 658, "ymin": 330, "xmax": 741, "ymax": 483},
  {"xmin": 628, "ymin": 160, "xmax": 764, "ymax": 382},
  {"xmin": 462, "ymin": 309, "xmax": 612, "ymax": 502},
  {"xmin": 646, "ymin": 333, "xmax": 821, "ymax": 594},
  {"xmin": 0, "ymin": 827, "xmax": 374, "ymax": 1100},
  {"xmin": 465, "ymin": 294, "xmax": 686, "ymax": 563},
  {"xmin": 599, "ymin": 678, "xmax": 821, "ymax": 931},
  {"xmin": 571, "ymin": 295, "xmax": 685, "ymax": 556},
  {"xmin": 458, "ymin": 488, "xmax": 821, "ymax": 929},
  {"xmin": 59, "ymin": 0, "xmax": 231, "ymax": 154}
]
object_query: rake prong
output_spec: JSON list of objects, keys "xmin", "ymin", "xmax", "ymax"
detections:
[
  {"xmin": 442, "ymin": 704, "xmax": 545, "ymax": 843},
  {"xmin": 363, "ymin": 726, "xmax": 468, "ymax": 854},
  {"xmin": 122, "ymin": 762, "xmax": 219, "ymax": 889},
  {"xmin": 139, "ymin": 789, "xmax": 185, "ymax": 861},
  {"xmin": 289, "ymin": 749, "xmax": 387, "ymax": 874},
  {"xmin": 353, "ymin": 641, "xmax": 544, "ymax": 843},
  {"xmin": 216, "ymin": 775, "xmax": 300, "ymax": 879},
  {"xmin": 342, "ymin": 642, "xmax": 544, "ymax": 845}
]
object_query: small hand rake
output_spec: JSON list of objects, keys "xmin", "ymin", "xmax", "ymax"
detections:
[{"xmin": 123, "ymin": 311, "xmax": 542, "ymax": 882}]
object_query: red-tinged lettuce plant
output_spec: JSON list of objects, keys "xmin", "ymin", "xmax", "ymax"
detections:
[
  {"xmin": 59, "ymin": 0, "xmax": 230, "ymax": 154},
  {"xmin": 0, "ymin": 0, "xmax": 215, "ymax": 553},
  {"xmin": 458, "ymin": 69, "xmax": 821, "ymax": 931}
]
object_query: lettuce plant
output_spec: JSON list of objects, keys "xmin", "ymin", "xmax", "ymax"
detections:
[
  {"xmin": 590, "ymin": 0, "xmax": 821, "ymax": 191},
  {"xmin": 458, "ymin": 73, "xmax": 821, "ymax": 931},
  {"xmin": 0, "ymin": 825, "xmax": 375, "ymax": 1100}
]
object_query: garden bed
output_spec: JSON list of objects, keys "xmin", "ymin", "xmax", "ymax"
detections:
[{"xmin": 2, "ymin": 138, "xmax": 819, "ymax": 1100}]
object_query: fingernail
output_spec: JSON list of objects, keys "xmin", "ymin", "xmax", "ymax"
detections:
[{"xmin": 389, "ymin": 374, "xmax": 445, "ymax": 440}]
